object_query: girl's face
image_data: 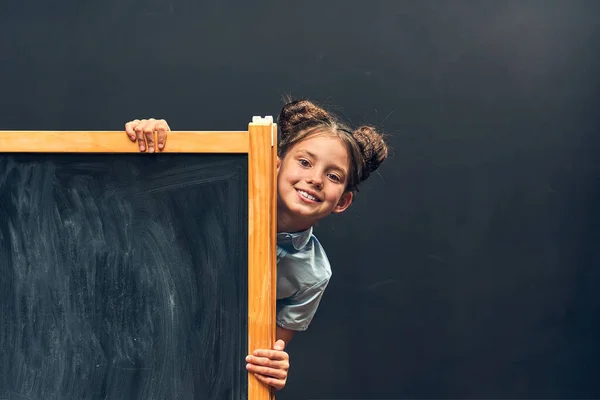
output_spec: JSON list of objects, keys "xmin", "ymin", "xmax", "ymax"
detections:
[{"xmin": 277, "ymin": 132, "xmax": 353, "ymax": 232}]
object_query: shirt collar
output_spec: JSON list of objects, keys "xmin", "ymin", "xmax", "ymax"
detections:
[{"xmin": 277, "ymin": 226, "xmax": 313, "ymax": 250}]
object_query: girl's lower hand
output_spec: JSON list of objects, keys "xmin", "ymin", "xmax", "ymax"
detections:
[{"xmin": 246, "ymin": 339, "xmax": 290, "ymax": 391}]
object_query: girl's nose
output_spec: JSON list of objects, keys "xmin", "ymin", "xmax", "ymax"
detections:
[{"xmin": 306, "ymin": 175, "xmax": 323, "ymax": 188}]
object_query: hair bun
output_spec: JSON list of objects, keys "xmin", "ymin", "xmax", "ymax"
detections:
[
  {"xmin": 277, "ymin": 99, "xmax": 332, "ymax": 141},
  {"xmin": 353, "ymin": 126, "xmax": 388, "ymax": 181}
]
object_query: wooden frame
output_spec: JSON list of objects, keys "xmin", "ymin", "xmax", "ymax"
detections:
[{"xmin": 0, "ymin": 118, "xmax": 277, "ymax": 400}]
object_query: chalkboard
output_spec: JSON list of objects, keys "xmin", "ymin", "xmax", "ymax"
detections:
[{"xmin": 0, "ymin": 122, "xmax": 277, "ymax": 400}]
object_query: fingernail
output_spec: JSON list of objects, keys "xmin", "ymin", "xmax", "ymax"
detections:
[
  {"xmin": 149, "ymin": 147, "xmax": 154, "ymax": 153},
  {"xmin": 130, "ymin": 136, "xmax": 136, "ymax": 141},
  {"xmin": 158, "ymin": 143, "xmax": 164, "ymax": 149},
  {"xmin": 245, "ymin": 356, "xmax": 251, "ymax": 361}
]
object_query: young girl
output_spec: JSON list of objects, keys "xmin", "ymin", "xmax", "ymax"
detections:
[{"xmin": 124, "ymin": 99, "xmax": 388, "ymax": 390}]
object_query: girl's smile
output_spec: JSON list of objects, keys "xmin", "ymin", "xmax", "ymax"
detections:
[{"xmin": 295, "ymin": 188, "xmax": 322, "ymax": 203}]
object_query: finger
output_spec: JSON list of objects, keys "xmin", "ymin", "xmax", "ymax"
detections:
[
  {"xmin": 253, "ymin": 373, "xmax": 285, "ymax": 391},
  {"xmin": 246, "ymin": 363, "xmax": 287, "ymax": 380},
  {"xmin": 252, "ymin": 349, "xmax": 289, "ymax": 361},
  {"xmin": 246, "ymin": 355, "xmax": 289, "ymax": 372},
  {"xmin": 246, "ymin": 354, "xmax": 283, "ymax": 367},
  {"xmin": 155, "ymin": 119, "xmax": 170, "ymax": 151},
  {"xmin": 143, "ymin": 118, "xmax": 156, "ymax": 153},
  {"xmin": 133, "ymin": 119, "xmax": 147, "ymax": 152},
  {"xmin": 125, "ymin": 120, "xmax": 139, "ymax": 142},
  {"xmin": 273, "ymin": 340, "xmax": 286, "ymax": 351},
  {"xmin": 252, "ymin": 373, "xmax": 285, "ymax": 391}
]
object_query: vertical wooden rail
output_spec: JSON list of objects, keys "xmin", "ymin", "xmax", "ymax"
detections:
[{"xmin": 247, "ymin": 118, "xmax": 276, "ymax": 400}]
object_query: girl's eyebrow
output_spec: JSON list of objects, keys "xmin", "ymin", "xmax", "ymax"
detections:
[
  {"xmin": 296, "ymin": 149, "xmax": 317, "ymax": 159},
  {"xmin": 330, "ymin": 165, "xmax": 348, "ymax": 177}
]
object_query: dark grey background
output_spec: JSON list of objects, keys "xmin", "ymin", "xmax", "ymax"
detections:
[{"xmin": 1, "ymin": 0, "xmax": 599, "ymax": 398}]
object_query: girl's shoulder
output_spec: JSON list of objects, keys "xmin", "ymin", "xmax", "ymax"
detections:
[{"xmin": 277, "ymin": 228, "xmax": 332, "ymax": 280}]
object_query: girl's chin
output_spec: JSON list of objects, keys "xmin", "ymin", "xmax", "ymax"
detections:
[{"xmin": 281, "ymin": 204, "xmax": 316, "ymax": 217}]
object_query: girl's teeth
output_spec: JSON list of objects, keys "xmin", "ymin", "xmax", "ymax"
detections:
[{"xmin": 299, "ymin": 190, "xmax": 317, "ymax": 201}]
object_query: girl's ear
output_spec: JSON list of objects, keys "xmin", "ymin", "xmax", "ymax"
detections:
[
  {"xmin": 333, "ymin": 191, "xmax": 353, "ymax": 214},
  {"xmin": 277, "ymin": 156, "xmax": 281, "ymax": 172}
]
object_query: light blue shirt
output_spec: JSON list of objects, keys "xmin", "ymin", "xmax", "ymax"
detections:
[{"xmin": 276, "ymin": 227, "xmax": 332, "ymax": 331}]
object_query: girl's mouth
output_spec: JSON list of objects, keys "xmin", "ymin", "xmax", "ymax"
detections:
[{"xmin": 296, "ymin": 189, "xmax": 321, "ymax": 202}]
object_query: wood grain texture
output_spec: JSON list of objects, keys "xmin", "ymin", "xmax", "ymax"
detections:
[
  {"xmin": 0, "ymin": 131, "xmax": 249, "ymax": 153},
  {"xmin": 247, "ymin": 121, "xmax": 276, "ymax": 400}
]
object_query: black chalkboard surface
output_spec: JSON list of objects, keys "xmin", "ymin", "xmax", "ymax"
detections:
[
  {"xmin": 0, "ymin": 153, "xmax": 246, "ymax": 399},
  {"xmin": 0, "ymin": 125, "xmax": 277, "ymax": 400}
]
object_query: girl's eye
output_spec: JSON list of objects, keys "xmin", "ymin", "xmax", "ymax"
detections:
[
  {"xmin": 299, "ymin": 159, "xmax": 311, "ymax": 167},
  {"xmin": 328, "ymin": 173, "xmax": 341, "ymax": 182}
]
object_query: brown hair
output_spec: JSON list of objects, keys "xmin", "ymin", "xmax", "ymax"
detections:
[{"xmin": 277, "ymin": 99, "xmax": 388, "ymax": 193}]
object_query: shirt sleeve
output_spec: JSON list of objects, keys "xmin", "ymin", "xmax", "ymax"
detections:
[{"xmin": 276, "ymin": 277, "xmax": 330, "ymax": 331}]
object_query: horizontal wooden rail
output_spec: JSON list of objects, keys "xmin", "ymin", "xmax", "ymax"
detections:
[{"xmin": 0, "ymin": 131, "xmax": 249, "ymax": 153}]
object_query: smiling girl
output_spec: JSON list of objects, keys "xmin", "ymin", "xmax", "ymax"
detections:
[{"xmin": 124, "ymin": 99, "xmax": 389, "ymax": 391}]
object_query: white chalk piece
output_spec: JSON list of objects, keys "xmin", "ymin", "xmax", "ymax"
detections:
[{"xmin": 252, "ymin": 116, "xmax": 274, "ymax": 124}]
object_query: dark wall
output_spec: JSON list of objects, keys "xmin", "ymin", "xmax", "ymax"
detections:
[{"xmin": 2, "ymin": 0, "xmax": 599, "ymax": 399}]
